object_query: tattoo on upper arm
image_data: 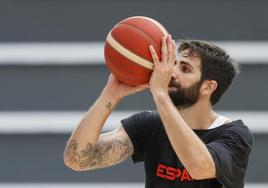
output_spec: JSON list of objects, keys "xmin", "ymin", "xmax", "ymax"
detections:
[{"xmin": 65, "ymin": 128, "xmax": 134, "ymax": 170}]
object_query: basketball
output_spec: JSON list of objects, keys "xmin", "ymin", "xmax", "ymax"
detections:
[{"xmin": 104, "ymin": 16, "xmax": 169, "ymax": 85}]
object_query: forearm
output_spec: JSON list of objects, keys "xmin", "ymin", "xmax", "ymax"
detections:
[
  {"xmin": 64, "ymin": 88, "xmax": 120, "ymax": 169},
  {"xmin": 152, "ymin": 92, "xmax": 215, "ymax": 179},
  {"xmin": 69, "ymin": 89, "xmax": 119, "ymax": 146}
]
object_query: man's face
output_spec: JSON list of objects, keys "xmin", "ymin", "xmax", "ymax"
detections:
[{"xmin": 168, "ymin": 49, "xmax": 203, "ymax": 109}]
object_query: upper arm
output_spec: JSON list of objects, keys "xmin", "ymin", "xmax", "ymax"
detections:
[
  {"xmin": 65, "ymin": 125, "xmax": 134, "ymax": 171},
  {"xmin": 206, "ymin": 127, "xmax": 253, "ymax": 186},
  {"xmin": 94, "ymin": 125, "xmax": 134, "ymax": 169}
]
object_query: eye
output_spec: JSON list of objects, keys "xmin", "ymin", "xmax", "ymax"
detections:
[{"xmin": 182, "ymin": 65, "xmax": 191, "ymax": 73}]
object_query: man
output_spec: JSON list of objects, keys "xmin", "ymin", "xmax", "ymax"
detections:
[{"xmin": 64, "ymin": 35, "xmax": 253, "ymax": 188}]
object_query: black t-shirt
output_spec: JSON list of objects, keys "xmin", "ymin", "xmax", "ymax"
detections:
[{"xmin": 121, "ymin": 111, "xmax": 253, "ymax": 188}]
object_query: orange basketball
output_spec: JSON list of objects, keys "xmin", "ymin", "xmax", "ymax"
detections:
[{"xmin": 104, "ymin": 16, "xmax": 169, "ymax": 85}]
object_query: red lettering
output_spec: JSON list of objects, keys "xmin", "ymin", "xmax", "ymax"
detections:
[
  {"xmin": 166, "ymin": 167, "xmax": 176, "ymax": 181},
  {"xmin": 156, "ymin": 164, "xmax": 166, "ymax": 178},
  {"xmin": 156, "ymin": 163, "xmax": 193, "ymax": 182},
  {"xmin": 181, "ymin": 169, "xmax": 192, "ymax": 182},
  {"xmin": 176, "ymin": 168, "xmax": 182, "ymax": 178}
]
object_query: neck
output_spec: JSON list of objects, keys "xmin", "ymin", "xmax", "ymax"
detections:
[{"xmin": 178, "ymin": 100, "xmax": 218, "ymax": 130}]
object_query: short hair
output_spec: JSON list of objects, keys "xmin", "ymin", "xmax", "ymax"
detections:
[{"xmin": 178, "ymin": 40, "xmax": 240, "ymax": 105}]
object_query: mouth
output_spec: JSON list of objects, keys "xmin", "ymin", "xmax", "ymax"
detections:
[
  {"xmin": 168, "ymin": 81, "xmax": 181, "ymax": 91},
  {"xmin": 168, "ymin": 82, "xmax": 178, "ymax": 88},
  {"xmin": 168, "ymin": 84, "xmax": 178, "ymax": 91}
]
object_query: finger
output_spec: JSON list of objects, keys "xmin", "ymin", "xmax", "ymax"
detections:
[
  {"xmin": 161, "ymin": 36, "xmax": 168, "ymax": 63},
  {"xmin": 167, "ymin": 39, "xmax": 177, "ymax": 66},
  {"xmin": 149, "ymin": 45, "xmax": 160, "ymax": 64},
  {"xmin": 171, "ymin": 39, "xmax": 177, "ymax": 65},
  {"xmin": 167, "ymin": 35, "xmax": 173, "ymax": 63}
]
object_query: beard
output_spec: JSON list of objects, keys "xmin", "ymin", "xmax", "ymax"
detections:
[{"xmin": 168, "ymin": 79, "xmax": 203, "ymax": 109}]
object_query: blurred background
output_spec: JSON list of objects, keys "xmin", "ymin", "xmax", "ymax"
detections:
[{"xmin": 0, "ymin": 0, "xmax": 267, "ymax": 187}]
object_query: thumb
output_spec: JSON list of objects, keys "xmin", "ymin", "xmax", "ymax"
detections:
[{"xmin": 132, "ymin": 84, "xmax": 149, "ymax": 93}]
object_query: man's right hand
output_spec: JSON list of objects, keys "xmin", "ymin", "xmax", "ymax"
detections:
[{"xmin": 102, "ymin": 74, "xmax": 149, "ymax": 102}]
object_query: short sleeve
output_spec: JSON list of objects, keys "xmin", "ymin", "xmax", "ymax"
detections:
[
  {"xmin": 207, "ymin": 123, "xmax": 254, "ymax": 188},
  {"xmin": 121, "ymin": 111, "xmax": 156, "ymax": 163}
]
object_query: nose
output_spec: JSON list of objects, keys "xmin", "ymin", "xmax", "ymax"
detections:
[{"xmin": 171, "ymin": 65, "xmax": 178, "ymax": 79}]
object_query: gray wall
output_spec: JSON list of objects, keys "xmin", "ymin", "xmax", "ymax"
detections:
[
  {"xmin": 1, "ymin": 65, "xmax": 268, "ymax": 111},
  {"xmin": 0, "ymin": 0, "xmax": 268, "ymax": 42}
]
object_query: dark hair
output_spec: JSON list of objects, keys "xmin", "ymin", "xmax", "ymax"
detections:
[{"xmin": 178, "ymin": 40, "xmax": 240, "ymax": 105}]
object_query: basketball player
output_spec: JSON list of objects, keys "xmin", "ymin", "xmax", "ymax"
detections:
[{"xmin": 64, "ymin": 35, "xmax": 253, "ymax": 188}]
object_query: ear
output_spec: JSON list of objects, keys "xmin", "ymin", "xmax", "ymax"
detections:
[{"xmin": 200, "ymin": 80, "xmax": 217, "ymax": 96}]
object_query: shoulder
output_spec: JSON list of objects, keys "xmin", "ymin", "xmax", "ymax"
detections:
[
  {"xmin": 225, "ymin": 120, "xmax": 252, "ymax": 137},
  {"xmin": 120, "ymin": 111, "xmax": 161, "ymax": 134},
  {"xmin": 215, "ymin": 120, "xmax": 254, "ymax": 146},
  {"xmin": 136, "ymin": 110, "xmax": 159, "ymax": 119},
  {"xmin": 121, "ymin": 110, "xmax": 159, "ymax": 124}
]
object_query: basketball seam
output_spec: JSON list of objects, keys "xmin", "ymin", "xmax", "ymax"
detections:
[
  {"xmin": 107, "ymin": 57, "xmax": 149, "ymax": 82},
  {"xmin": 119, "ymin": 22, "xmax": 159, "ymax": 51},
  {"xmin": 106, "ymin": 33, "xmax": 154, "ymax": 70},
  {"xmin": 122, "ymin": 16, "xmax": 168, "ymax": 36}
]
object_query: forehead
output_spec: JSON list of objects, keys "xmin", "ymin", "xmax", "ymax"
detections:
[{"xmin": 178, "ymin": 49, "xmax": 202, "ymax": 68}]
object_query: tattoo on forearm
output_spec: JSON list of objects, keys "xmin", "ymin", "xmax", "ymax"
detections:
[
  {"xmin": 65, "ymin": 136, "xmax": 133, "ymax": 170},
  {"xmin": 105, "ymin": 102, "xmax": 112, "ymax": 110}
]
